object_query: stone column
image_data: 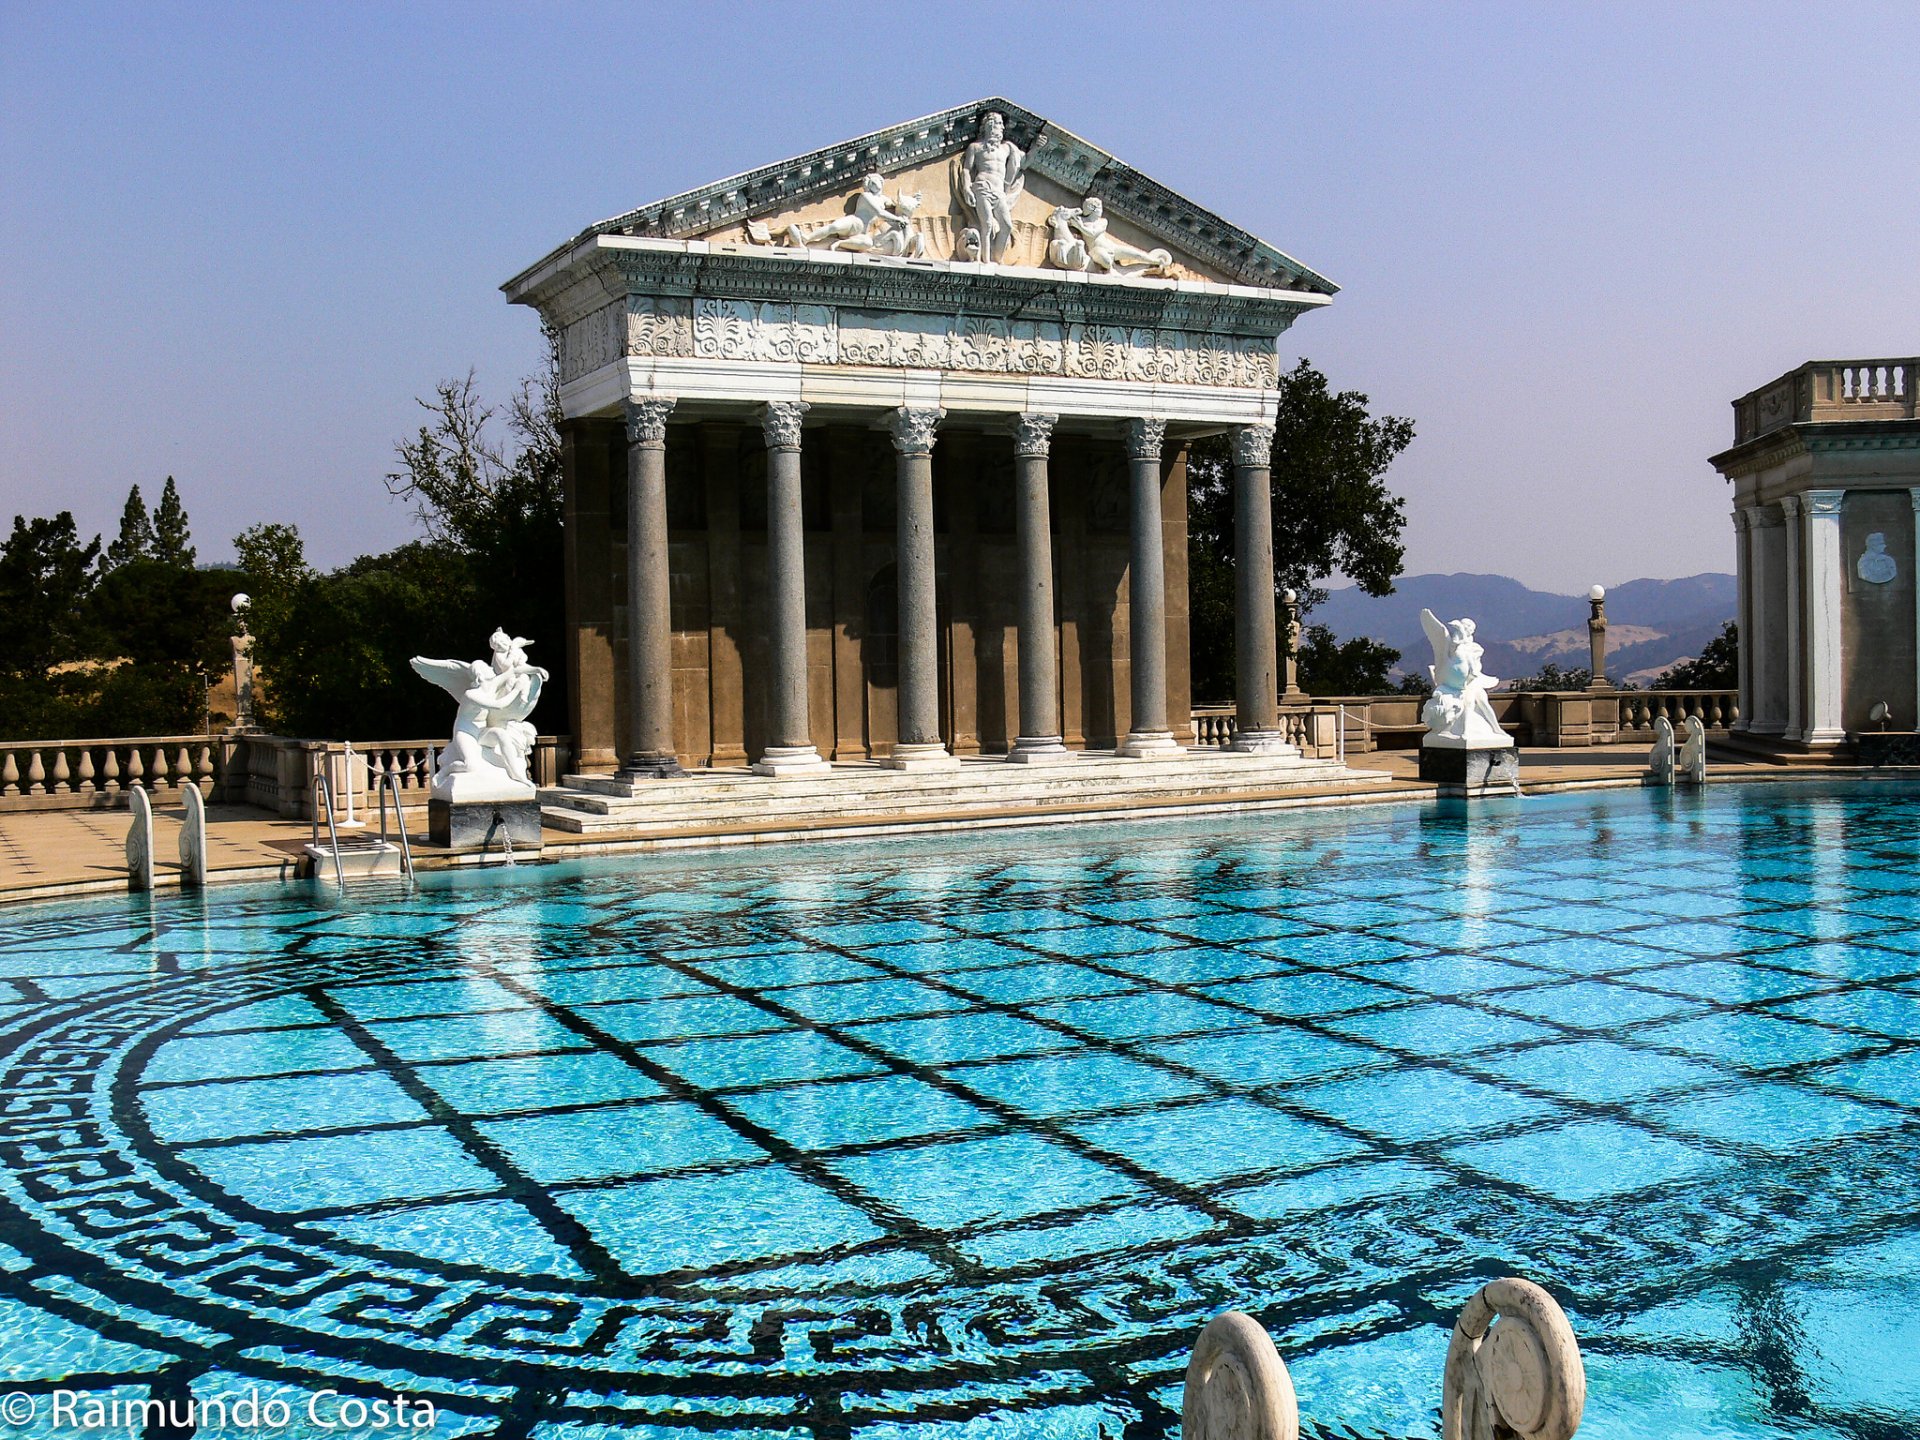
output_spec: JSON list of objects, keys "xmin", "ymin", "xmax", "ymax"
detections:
[
  {"xmin": 1732, "ymin": 510, "xmax": 1754, "ymax": 731},
  {"xmin": 1228, "ymin": 423, "xmax": 1289, "ymax": 753},
  {"xmin": 1911, "ymin": 489, "xmax": 1920, "ymax": 731},
  {"xmin": 755, "ymin": 402, "xmax": 829, "ymax": 775},
  {"xmin": 620, "ymin": 399, "xmax": 682, "ymax": 778},
  {"xmin": 1008, "ymin": 412, "xmax": 1068, "ymax": 763},
  {"xmin": 1802, "ymin": 488, "xmax": 1845, "ymax": 745},
  {"xmin": 1781, "ymin": 494, "xmax": 1805, "ymax": 741},
  {"xmin": 885, "ymin": 408, "xmax": 955, "ymax": 770},
  {"xmin": 1119, "ymin": 418, "xmax": 1181, "ymax": 757},
  {"xmin": 1748, "ymin": 505, "xmax": 1786, "ymax": 735}
]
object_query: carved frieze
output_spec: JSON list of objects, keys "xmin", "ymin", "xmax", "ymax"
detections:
[{"xmin": 562, "ymin": 290, "xmax": 1280, "ymax": 391}]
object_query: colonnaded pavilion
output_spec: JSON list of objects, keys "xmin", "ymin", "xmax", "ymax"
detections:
[{"xmin": 503, "ymin": 97, "xmax": 1340, "ymax": 799}]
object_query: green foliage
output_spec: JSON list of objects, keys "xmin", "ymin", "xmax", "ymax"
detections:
[
  {"xmin": 1188, "ymin": 359, "xmax": 1414, "ymax": 702},
  {"xmin": 1296, "ymin": 624, "xmax": 1402, "ymax": 696},
  {"xmin": 235, "ymin": 524, "xmax": 483, "ymax": 738},
  {"xmin": 106, "ymin": 484, "xmax": 156, "ymax": 569},
  {"xmin": 1656, "ymin": 622, "xmax": 1738, "ymax": 690},
  {"xmin": 153, "ymin": 476, "xmax": 195, "ymax": 568},
  {"xmin": 0, "ymin": 490, "xmax": 232, "ymax": 739},
  {"xmin": 0, "ymin": 513, "xmax": 101, "ymax": 678},
  {"xmin": 1513, "ymin": 662, "xmax": 1592, "ymax": 692}
]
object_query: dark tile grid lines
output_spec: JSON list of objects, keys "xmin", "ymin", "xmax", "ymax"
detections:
[{"xmin": 0, "ymin": 788, "xmax": 1915, "ymax": 1438}]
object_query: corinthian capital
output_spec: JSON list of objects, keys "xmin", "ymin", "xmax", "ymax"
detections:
[
  {"xmin": 1124, "ymin": 417, "xmax": 1168, "ymax": 461},
  {"xmin": 1011, "ymin": 411, "xmax": 1058, "ymax": 459},
  {"xmin": 625, "ymin": 398, "xmax": 675, "ymax": 447},
  {"xmin": 1232, "ymin": 423, "xmax": 1275, "ymax": 468},
  {"xmin": 760, "ymin": 401, "xmax": 809, "ymax": 452},
  {"xmin": 887, "ymin": 407, "xmax": 944, "ymax": 456}
]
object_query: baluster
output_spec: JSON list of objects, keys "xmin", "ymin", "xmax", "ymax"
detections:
[
  {"xmin": 175, "ymin": 746, "xmax": 192, "ymax": 789},
  {"xmin": 25, "ymin": 750, "xmax": 46, "ymax": 796},
  {"xmin": 194, "ymin": 743, "xmax": 214, "ymax": 786},
  {"xmin": 100, "ymin": 748, "xmax": 120, "ymax": 793},
  {"xmin": 150, "ymin": 747, "xmax": 170, "ymax": 789},
  {"xmin": 76, "ymin": 747, "xmax": 95, "ymax": 794},
  {"xmin": 50, "ymin": 748, "xmax": 71, "ymax": 795},
  {"xmin": 1, "ymin": 752, "xmax": 18, "ymax": 796},
  {"xmin": 124, "ymin": 748, "xmax": 143, "ymax": 791}
]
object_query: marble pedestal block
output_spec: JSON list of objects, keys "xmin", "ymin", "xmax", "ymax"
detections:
[
  {"xmin": 429, "ymin": 797, "xmax": 545, "ymax": 852},
  {"xmin": 1852, "ymin": 731, "xmax": 1920, "ymax": 767},
  {"xmin": 1419, "ymin": 741, "xmax": 1520, "ymax": 789}
]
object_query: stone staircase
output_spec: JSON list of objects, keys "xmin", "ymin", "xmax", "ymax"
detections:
[{"xmin": 540, "ymin": 750, "xmax": 1387, "ymax": 843}]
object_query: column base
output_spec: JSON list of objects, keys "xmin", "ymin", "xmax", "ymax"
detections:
[
  {"xmin": 619, "ymin": 753, "xmax": 686, "ymax": 780},
  {"xmin": 884, "ymin": 742, "xmax": 958, "ymax": 772},
  {"xmin": 1803, "ymin": 727, "xmax": 1847, "ymax": 746},
  {"xmin": 1007, "ymin": 736, "xmax": 1074, "ymax": 764},
  {"xmin": 753, "ymin": 745, "xmax": 831, "ymax": 777},
  {"xmin": 1229, "ymin": 729, "xmax": 1299, "ymax": 757},
  {"xmin": 1118, "ymin": 730, "xmax": 1185, "ymax": 758}
]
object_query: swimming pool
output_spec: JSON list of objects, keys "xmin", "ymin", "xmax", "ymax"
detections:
[{"xmin": 0, "ymin": 783, "xmax": 1916, "ymax": 1439}]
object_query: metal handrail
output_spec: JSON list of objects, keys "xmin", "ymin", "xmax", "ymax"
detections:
[
  {"xmin": 377, "ymin": 771, "xmax": 416, "ymax": 887},
  {"xmin": 310, "ymin": 773, "xmax": 345, "ymax": 890}
]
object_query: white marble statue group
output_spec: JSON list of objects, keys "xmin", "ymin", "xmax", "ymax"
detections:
[
  {"xmin": 1419, "ymin": 608, "xmax": 1508, "ymax": 747},
  {"xmin": 748, "ymin": 111, "xmax": 1175, "ymax": 277},
  {"xmin": 412, "ymin": 630, "xmax": 547, "ymax": 801}
]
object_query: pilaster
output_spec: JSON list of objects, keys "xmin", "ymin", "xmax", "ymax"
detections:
[
  {"xmin": 1782, "ymin": 494, "xmax": 1805, "ymax": 741},
  {"xmin": 1802, "ymin": 488, "xmax": 1845, "ymax": 744}
]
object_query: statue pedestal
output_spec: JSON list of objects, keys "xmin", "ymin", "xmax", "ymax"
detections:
[
  {"xmin": 427, "ymin": 775, "xmax": 543, "ymax": 852},
  {"xmin": 1418, "ymin": 739, "xmax": 1519, "ymax": 790}
]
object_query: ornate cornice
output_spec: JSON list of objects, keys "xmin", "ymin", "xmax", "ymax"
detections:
[
  {"xmin": 1011, "ymin": 412, "xmax": 1058, "ymax": 459},
  {"xmin": 887, "ymin": 407, "xmax": 943, "ymax": 456},
  {"xmin": 1232, "ymin": 423, "xmax": 1275, "ymax": 468},
  {"xmin": 761, "ymin": 401, "xmax": 809, "ymax": 451},
  {"xmin": 1125, "ymin": 417, "xmax": 1167, "ymax": 461},
  {"xmin": 625, "ymin": 398, "xmax": 674, "ymax": 446}
]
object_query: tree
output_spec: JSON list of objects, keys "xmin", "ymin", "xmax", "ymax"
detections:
[
  {"xmin": 1656, "ymin": 622, "xmax": 1738, "ymax": 690},
  {"xmin": 152, "ymin": 476, "xmax": 195, "ymax": 568},
  {"xmin": 1513, "ymin": 662, "xmax": 1592, "ymax": 692},
  {"xmin": 1296, "ymin": 625, "xmax": 1401, "ymax": 696},
  {"xmin": 1188, "ymin": 359, "xmax": 1414, "ymax": 702},
  {"xmin": 106, "ymin": 484, "xmax": 156, "ymax": 569},
  {"xmin": 0, "ymin": 513, "xmax": 101, "ymax": 678}
]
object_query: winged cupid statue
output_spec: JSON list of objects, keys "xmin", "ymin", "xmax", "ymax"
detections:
[
  {"xmin": 1419, "ymin": 609, "xmax": 1508, "ymax": 746},
  {"xmin": 411, "ymin": 630, "xmax": 549, "ymax": 802}
]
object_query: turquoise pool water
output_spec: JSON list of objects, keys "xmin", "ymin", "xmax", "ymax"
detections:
[{"xmin": 0, "ymin": 783, "xmax": 1917, "ymax": 1439}]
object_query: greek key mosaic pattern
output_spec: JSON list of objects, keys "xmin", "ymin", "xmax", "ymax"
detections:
[{"xmin": 1, "ymin": 786, "xmax": 1918, "ymax": 1438}]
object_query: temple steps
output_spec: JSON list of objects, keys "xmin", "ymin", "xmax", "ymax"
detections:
[{"xmin": 538, "ymin": 751, "xmax": 1380, "ymax": 836}]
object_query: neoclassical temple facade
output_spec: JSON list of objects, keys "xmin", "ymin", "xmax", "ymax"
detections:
[
  {"xmin": 504, "ymin": 99, "xmax": 1336, "ymax": 776},
  {"xmin": 1715, "ymin": 358, "xmax": 1920, "ymax": 744}
]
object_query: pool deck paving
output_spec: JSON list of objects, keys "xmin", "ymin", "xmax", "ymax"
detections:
[{"xmin": 0, "ymin": 741, "xmax": 1870, "ymax": 903}]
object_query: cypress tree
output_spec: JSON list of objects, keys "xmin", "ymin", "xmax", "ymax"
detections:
[
  {"xmin": 152, "ymin": 476, "xmax": 195, "ymax": 568},
  {"xmin": 106, "ymin": 484, "xmax": 156, "ymax": 569}
]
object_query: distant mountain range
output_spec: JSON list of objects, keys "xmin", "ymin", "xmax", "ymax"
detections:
[{"xmin": 1312, "ymin": 573, "xmax": 1737, "ymax": 687}]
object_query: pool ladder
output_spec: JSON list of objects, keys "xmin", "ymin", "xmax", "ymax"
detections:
[{"xmin": 308, "ymin": 771, "xmax": 417, "ymax": 891}]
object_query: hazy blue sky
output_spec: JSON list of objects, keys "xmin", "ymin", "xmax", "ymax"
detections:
[{"xmin": 4, "ymin": 2, "xmax": 1916, "ymax": 592}]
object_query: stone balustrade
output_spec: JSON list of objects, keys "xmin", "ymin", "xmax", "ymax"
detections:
[
  {"xmin": 222, "ymin": 734, "xmax": 573, "ymax": 819},
  {"xmin": 1193, "ymin": 705, "xmax": 1344, "ymax": 759},
  {"xmin": 1733, "ymin": 357, "xmax": 1917, "ymax": 444},
  {"xmin": 1615, "ymin": 689, "xmax": 1738, "ymax": 733},
  {"xmin": 0, "ymin": 736, "xmax": 224, "ymax": 812}
]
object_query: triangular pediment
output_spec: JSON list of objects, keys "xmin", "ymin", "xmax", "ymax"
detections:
[{"xmin": 577, "ymin": 98, "xmax": 1335, "ymax": 295}]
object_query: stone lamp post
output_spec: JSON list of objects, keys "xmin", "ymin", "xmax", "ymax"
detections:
[
  {"xmin": 230, "ymin": 593, "xmax": 258, "ymax": 732},
  {"xmin": 1586, "ymin": 585, "xmax": 1609, "ymax": 690},
  {"xmin": 1279, "ymin": 590, "xmax": 1309, "ymax": 704}
]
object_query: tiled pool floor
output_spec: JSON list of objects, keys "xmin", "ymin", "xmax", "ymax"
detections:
[{"xmin": 0, "ymin": 784, "xmax": 1916, "ymax": 1438}]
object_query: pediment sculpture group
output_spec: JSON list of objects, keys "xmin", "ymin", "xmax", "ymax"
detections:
[{"xmin": 743, "ymin": 110, "xmax": 1175, "ymax": 278}]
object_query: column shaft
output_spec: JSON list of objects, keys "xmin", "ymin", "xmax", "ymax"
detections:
[
  {"xmin": 1230, "ymin": 424, "xmax": 1291, "ymax": 753},
  {"xmin": 1802, "ymin": 488, "xmax": 1845, "ymax": 744},
  {"xmin": 1733, "ymin": 509, "xmax": 1754, "ymax": 731},
  {"xmin": 886, "ymin": 408, "xmax": 954, "ymax": 769},
  {"xmin": 1010, "ymin": 413, "xmax": 1067, "ymax": 762},
  {"xmin": 1782, "ymin": 495, "xmax": 1805, "ymax": 740},
  {"xmin": 1120, "ymin": 419, "xmax": 1181, "ymax": 757},
  {"xmin": 1911, "ymin": 489, "xmax": 1920, "ymax": 731},
  {"xmin": 622, "ymin": 400, "xmax": 681, "ymax": 778},
  {"xmin": 755, "ymin": 403, "xmax": 828, "ymax": 775}
]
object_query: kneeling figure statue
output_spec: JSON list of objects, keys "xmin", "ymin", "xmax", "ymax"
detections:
[
  {"xmin": 1418, "ymin": 609, "xmax": 1520, "ymax": 792},
  {"xmin": 412, "ymin": 630, "xmax": 549, "ymax": 849}
]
